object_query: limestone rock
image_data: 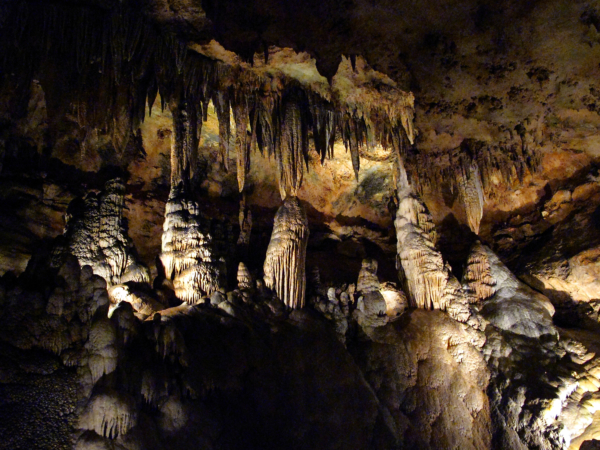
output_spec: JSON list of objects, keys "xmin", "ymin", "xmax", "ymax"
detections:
[
  {"xmin": 469, "ymin": 243, "xmax": 556, "ymax": 338},
  {"xmin": 356, "ymin": 258, "xmax": 380, "ymax": 293},
  {"xmin": 379, "ymin": 282, "xmax": 408, "ymax": 318},
  {"xmin": 78, "ymin": 389, "xmax": 138, "ymax": 439},
  {"xmin": 353, "ymin": 291, "xmax": 388, "ymax": 328},
  {"xmin": 108, "ymin": 283, "xmax": 165, "ymax": 318}
]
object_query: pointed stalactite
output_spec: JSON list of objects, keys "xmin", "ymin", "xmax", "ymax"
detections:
[
  {"xmin": 213, "ymin": 90, "xmax": 231, "ymax": 170},
  {"xmin": 263, "ymin": 197, "xmax": 309, "ymax": 309},
  {"xmin": 169, "ymin": 101, "xmax": 196, "ymax": 187},
  {"xmin": 341, "ymin": 114, "xmax": 366, "ymax": 181},
  {"xmin": 237, "ymin": 194, "xmax": 252, "ymax": 248},
  {"xmin": 111, "ymin": 84, "xmax": 132, "ymax": 157},
  {"xmin": 457, "ymin": 162, "xmax": 485, "ymax": 235},
  {"xmin": 310, "ymin": 96, "xmax": 336, "ymax": 163},
  {"xmin": 277, "ymin": 97, "xmax": 306, "ymax": 199},
  {"xmin": 232, "ymin": 96, "xmax": 251, "ymax": 193},
  {"xmin": 0, "ymin": 1, "xmax": 418, "ymax": 192},
  {"xmin": 255, "ymin": 93, "xmax": 276, "ymax": 157}
]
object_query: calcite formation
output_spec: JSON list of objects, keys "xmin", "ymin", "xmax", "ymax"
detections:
[
  {"xmin": 52, "ymin": 179, "xmax": 148, "ymax": 286},
  {"xmin": 237, "ymin": 262, "xmax": 253, "ymax": 290},
  {"xmin": 462, "ymin": 241, "xmax": 497, "ymax": 301},
  {"xmin": 6, "ymin": 1, "xmax": 600, "ymax": 449},
  {"xmin": 160, "ymin": 186, "xmax": 221, "ymax": 304},
  {"xmin": 394, "ymin": 184, "xmax": 455, "ymax": 310},
  {"xmin": 457, "ymin": 163, "xmax": 485, "ymax": 235},
  {"xmin": 263, "ymin": 196, "xmax": 309, "ymax": 309}
]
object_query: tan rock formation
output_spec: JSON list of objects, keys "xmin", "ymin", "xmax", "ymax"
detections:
[
  {"xmin": 394, "ymin": 186, "xmax": 455, "ymax": 310},
  {"xmin": 51, "ymin": 179, "xmax": 147, "ymax": 287},
  {"xmin": 237, "ymin": 262, "xmax": 253, "ymax": 290},
  {"xmin": 263, "ymin": 196, "xmax": 309, "ymax": 308},
  {"xmin": 160, "ymin": 187, "xmax": 221, "ymax": 303},
  {"xmin": 457, "ymin": 162, "xmax": 485, "ymax": 235},
  {"xmin": 462, "ymin": 241, "xmax": 496, "ymax": 301}
]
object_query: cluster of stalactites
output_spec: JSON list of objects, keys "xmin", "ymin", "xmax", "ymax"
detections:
[
  {"xmin": 0, "ymin": 2, "xmax": 415, "ymax": 195},
  {"xmin": 394, "ymin": 180, "xmax": 456, "ymax": 310},
  {"xmin": 160, "ymin": 186, "xmax": 220, "ymax": 304},
  {"xmin": 263, "ymin": 196, "xmax": 309, "ymax": 309},
  {"xmin": 462, "ymin": 241, "xmax": 497, "ymax": 301},
  {"xmin": 409, "ymin": 139, "xmax": 540, "ymax": 205}
]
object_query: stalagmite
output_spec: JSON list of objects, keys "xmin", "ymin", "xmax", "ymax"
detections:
[
  {"xmin": 354, "ymin": 258, "xmax": 389, "ymax": 328},
  {"xmin": 263, "ymin": 197, "xmax": 309, "ymax": 308},
  {"xmin": 394, "ymin": 162, "xmax": 469, "ymax": 317},
  {"xmin": 51, "ymin": 179, "xmax": 146, "ymax": 287},
  {"xmin": 160, "ymin": 102, "xmax": 221, "ymax": 304},
  {"xmin": 237, "ymin": 262, "xmax": 253, "ymax": 290},
  {"xmin": 457, "ymin": 163, "xmax": 485, "ymax": 234},
  {"xmin": 395, "ymin": 190, "xmax": 450, "ymax": 309},
  {"xmin": 462, "ymin": 241, "xmax": 496, "ymax": 301},
  {"xmin": 357, "ymin": 258, "xmax": 380, "ymax": 293},
  {"xmin": 160, "ymin": 186, "xmax": 221, "ymax": 304}
]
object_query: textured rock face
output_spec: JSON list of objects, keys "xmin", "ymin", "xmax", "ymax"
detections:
[{"xmin": 51, "ymin": 179, "xmax": 149, "ymax": 287}]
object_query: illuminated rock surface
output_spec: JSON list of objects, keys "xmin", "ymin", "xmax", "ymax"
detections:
[{"xmin": 3, "ymin": 0, "xmax": 600, "ymax": 449}]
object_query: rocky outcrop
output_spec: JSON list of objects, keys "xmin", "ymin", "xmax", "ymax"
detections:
[{"xmin": 464, "ymin": 241, "xmax": 555, "ymax": 338}]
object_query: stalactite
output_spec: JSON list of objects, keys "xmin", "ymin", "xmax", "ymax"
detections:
[
  {"xmin": 277, "ymin": 96, "xmax": 307, "ymax": 199},
  {"xmin": 78, "ymin": 390, "xmax": 137, "ymax": 439},
  {"xmin": 341, "ymin": 114, "xmax": 366, "ymax": 181},
  {"xmin": 255, "ymin": 93, "xmax": 276, "ymax": 157},
  {"xmin": 462, "ymin": 241, "xmax": 496, "ymax": 301},
  {"xmin": 310, "ymin": 96, "xmax": 336, "ymax": 163},
  {"xmin": 237, "ymin": 194, "xmax": 252, "ymax": 249},
  {"xmin": 263, "ymin": 197, "xmax": 309, "ymax": 309},
  {"xmin": 169, "ymin": 100, "xmax": 199, "ymax": 188},
  {"xmin": 408, "ymin": 139, "xmax": 540, "ymax": 203},
  {"xmin": 232, "ymin": 95, "xmax": 251, "ymax": 192},
  {"xmin": 213, "ymin": 90, "xmax": 231, "ymax": 170},
  {"xmin": 457, "ymin": 162, "xmax": 485, "ymax": 235},
  {"xmin": 0, "ymin": 1, "xmax": 417, "ymax": 189}
]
